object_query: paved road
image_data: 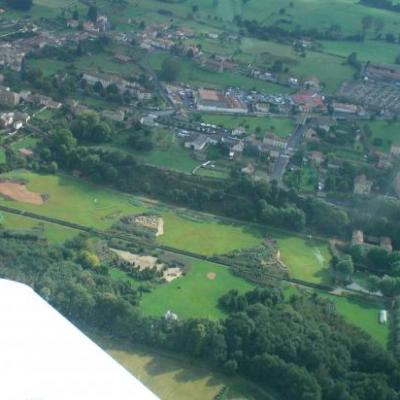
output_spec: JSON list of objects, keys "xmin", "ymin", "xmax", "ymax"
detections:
[{"xmin": 270, "ymin": 114, "xmax": 308, "ymax": 183}]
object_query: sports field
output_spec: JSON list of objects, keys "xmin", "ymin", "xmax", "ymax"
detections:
[{"xmin": 140, "ymin": 258, "xmax": 254, "ymax": 319}]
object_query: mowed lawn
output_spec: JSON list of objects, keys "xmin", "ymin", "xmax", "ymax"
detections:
[
  {"xmin": 159, "ymin": 213, "xmax": 263, "ymax": 256},
  {"xmin": 0, "ymin": 212, "xmax": 79, "ymax": 244},
  {"xmin": 333, "ymin": 295, "xmax": 389, "ymax": 348},
  {"xmin": 277, "ymin": 236, "xmax": 331, "ymax": 284},
  {"xmin": 140, "ymin": 258, "xmax": 254, "ymax": 319}
]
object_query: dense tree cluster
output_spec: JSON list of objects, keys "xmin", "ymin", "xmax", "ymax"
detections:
[
  {"xmin": 6, "ymin": 0, "xmax": 33, "ymax": 11},
  {"xmin": 1, "ymin": 235, "xmax": 398, "ymax": 400},
  {"xmin": 360, "ymin": 0, "xmax": 400, "ymax": 12}
]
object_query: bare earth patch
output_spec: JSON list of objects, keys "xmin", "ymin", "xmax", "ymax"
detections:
[
  {"xmin": 111, "ymin": 249, "xmax": 161, "ymax": 270},
  {"xmin": 207, "ymin": 272, "xmax": 216, "ymax": 280},
  {"xmin": 111, "ymin": 248, "xmax": 182, "ymax": 282},
  {"xmin": 0, "ymin": 181, "xmax": 43, "ymax": 205}
]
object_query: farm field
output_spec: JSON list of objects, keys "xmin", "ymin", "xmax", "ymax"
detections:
[
  {"xmin": 240, "ymin": 38, "xmax": 354, "ymax": 92},
  {"xmin": 201, "ymin": 114, "xmax": 296, "ymax": 137},
  {"xmin": 237, "ymin": 0, "xmax": 400, "ymax": 36},
  {"xmin": 140, "ymin": 258, "xmax": 254, "ymax": 319},
  {"xmin": 277, "ymin": 236, "xmax": 331, "ymax": 284},
  {"xmin": 320, "ymin": 40, "xmax": 400, "ymax": 65},
  {"xmin": 94, "ymin": 337, "xmax": 269, "ymax": 400}
]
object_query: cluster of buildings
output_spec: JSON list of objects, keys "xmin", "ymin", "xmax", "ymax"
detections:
[
  {"xmin": 352, "ymin": 229, "xmax": 393, "ymax": 253},
  {"xmin": 336, "ymin": 63, "xmax": 400, "ymax": 116},
  {"xmin": 82, "ymin": 72, "xmax": 152, "ymax": 100},
  {"xmin": 136, "ymin": 24, "xmax": 198, "ymax": 54},
  {"xmin": 0, "ymin": 28, "xmax": 98, "ymax": 72},
  {"xmin": 195, "ymin": 89, "xmax": 248, "ymax": 114},
  {"xmin": 0, "ymin": 111, "xmax": 30, "ymax": 130}
]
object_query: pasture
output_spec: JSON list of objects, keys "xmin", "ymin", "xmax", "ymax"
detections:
[
  {"xmin": 140, "ymin": 258, "xmax": 254, "ymax": 319},
  {"xmin": 321, "ymin": 40, "xmax": 400, "ymax": 66},
  {"xmin": 240, "ymin": 38, "xmax": 354, "ymax": 93}
]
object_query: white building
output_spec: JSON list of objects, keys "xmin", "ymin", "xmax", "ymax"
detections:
[{"xmin": 0, "ymin": 279, "xmax": 159, "ymax": 400}]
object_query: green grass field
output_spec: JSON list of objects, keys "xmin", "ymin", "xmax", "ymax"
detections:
[
  {"xmin": 97, "ymin": 130, "xmax": 199, "ymax": 174},
  {"xmin": 159, "ymin": 213, "xmax": 263, "ymax": 256},
  {"xmin": 277, "ymin": 237, "xmax": 331, "ymax": 284},
  {"xmin": 366, "ymin": 120, "xmax": 400, "ymax": 152},
  {"xmin": 0, "ymin": 171, "xmax": 335, "ymax": 279},
  {"xmin": 94, "ymin": 336, "xmax": 269, "ymax": 400},
  {"xmin": 10, "ymin": 136, "xmax": 38, "ymax": 152},
  {"xmin": 240, "ymin": 38, "xmax": 354, "ymax": 93},
  {"xmin": 0, "ymin": 211, "xmax": 79, "ymax": 243},
  {"xmin": 140, "ymin": 258, "xmax": 254, "ymax": 319},
  {"xmin": 321, "ymin": 40, "xmax": 400, "ymax": 65},
  {"xmin": 0, "ymin": 171, "xmax": 147, "ymax": 229},
  {"xmin": 201, "ymin": 114, "xmax": 296, "ymax": 137},
  {"xmin": 0, "ymin": 171, "xmax": 263, "ymax": 256},
  {"xmin": 333, "ymin": 295, "xmax": 389, "ymax": 347},
  {"xmin": 148, "ymin": 52, "xmax": 288, "ymax": 93},
  {"xmin": 285, "ymin": 285, "xmax": 389, "ymax": 347}
]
